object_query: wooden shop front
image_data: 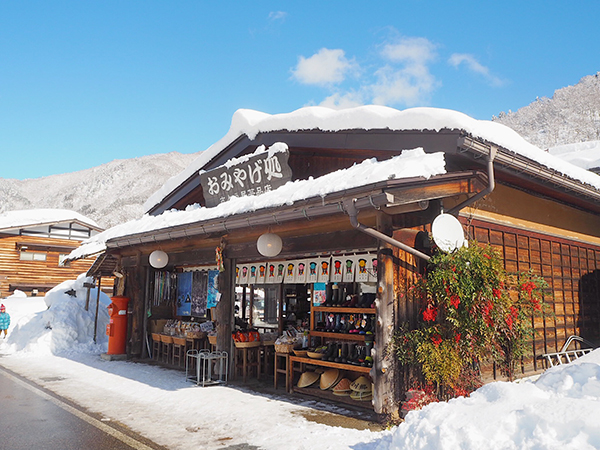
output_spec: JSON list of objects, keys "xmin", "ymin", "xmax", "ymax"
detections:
[{"xmin": 81, "ymin": 107, "xmax": 600, "ymax": 418}]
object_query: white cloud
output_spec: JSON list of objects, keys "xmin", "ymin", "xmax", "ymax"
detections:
[
  {"xmin": 268, "ymin": 11, "xmax": 287, "ymax": 22},
  {"xmin": 291, "ymin": 36, "xmax": 445, "ymax": 109},
  {"xmin": 449, "ymin": 53, "xmax": 504, "ymax": 86},
  {"xmin": 370, "ymin": 37, "xmax": 439, "ymax": 106},
  {"xmin": 317, "ymin": 91, "xmax": 366, "ymax": 109},
  {"xmin": 291, "ymin": 48, "xmax": 358, "ymax": 86},
  {"xmin": 380, "ymin": 37, "xmax": 437, "ymax": 66}
]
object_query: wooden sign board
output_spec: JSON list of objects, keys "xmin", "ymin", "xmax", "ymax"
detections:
[{"xmin": 200, "ymin": 149, "xmax": 292, "ymax": 207}]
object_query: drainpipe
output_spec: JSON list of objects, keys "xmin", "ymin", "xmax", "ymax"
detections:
[
  {"xmin": 343, "ymin": 199, "xmax": 431, "ymax": 262},
  {"xmin": 446, "ymin": 145, "xmax": 497, "ymax": 216}
]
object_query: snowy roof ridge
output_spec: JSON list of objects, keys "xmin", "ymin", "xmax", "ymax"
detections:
[
  {"xmin": 0, "ymin": 208, "xmax": 102, "ymax": 232},
  {"xmin": 69, "ymin": 148, "xmax": 445, "ymax": 260},
  {"xmin": 143, "ymin": 105, "xmax": 600, "ymax": 213}
]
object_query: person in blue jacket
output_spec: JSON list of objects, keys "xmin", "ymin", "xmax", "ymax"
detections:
[{"xmin": 0, "ymin": 304, "xmax": 10, "ymax": 338}]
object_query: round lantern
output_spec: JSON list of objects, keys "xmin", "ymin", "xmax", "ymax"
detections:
[
  {"xmin": 257, "ymin": 233, "xmax": 283, "ymax": 257},
  {"xmin": 149, "ymin": 250, "xmax": 169, "ymax": 269}
]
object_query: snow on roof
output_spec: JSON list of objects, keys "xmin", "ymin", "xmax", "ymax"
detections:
[
  {"xmin": 0, "ymin": 208, "xmax": 101, "ymax": 232},
  {"xmin": 143, "ymin": 105, "xmax": 600, "ymax": 213},
  {"xmin": 549, "ymin": 141, "xmax": 600, "ymax": 171},
  {"xmin": 68, "ymin": 147, "xmax": 445, "ymax": 260}
]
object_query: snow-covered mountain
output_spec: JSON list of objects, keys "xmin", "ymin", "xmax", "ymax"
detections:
[
  {"xmin": 4, "ymin": 73, "xmax": 600, "ymax": 230},
  {"xmin": 0, "ymin": 152, "xmax": 200, "ymax": 229},
  {"xmin": 493, "ymin": 73, "xmax": 600, "ymax": 149}
]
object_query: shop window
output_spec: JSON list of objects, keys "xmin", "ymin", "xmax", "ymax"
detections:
[{"xmin": 19, "ymin": 251, "xmax": 47, "ymax": 261}]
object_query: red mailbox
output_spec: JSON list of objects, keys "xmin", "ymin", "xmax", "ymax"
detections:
[{"xmin": 106, "ymin": 296, "xmax": 129, "ymax": 355}]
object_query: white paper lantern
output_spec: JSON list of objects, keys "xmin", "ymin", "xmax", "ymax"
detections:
[
  {"xmin": 257, "ymin": 233, "xmax": 283, "ymax": 257},
  {"xmin": 149, "ymin": 250, "xmax": 169, "ymax": 269}
]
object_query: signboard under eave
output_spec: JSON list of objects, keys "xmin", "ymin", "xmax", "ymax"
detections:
[{"xmin": 199, "ymin": 143, "xmax": 293, "ymax": 207}]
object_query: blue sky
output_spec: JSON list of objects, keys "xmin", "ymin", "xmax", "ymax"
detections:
[{"xmin": 2, "ymin": 1, "xmax": 599, "ymax": 180}]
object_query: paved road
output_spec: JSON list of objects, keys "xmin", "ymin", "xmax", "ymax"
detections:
[{"xmin": 0, "ymin": 365, "xmax": 165, "ymax": 450}]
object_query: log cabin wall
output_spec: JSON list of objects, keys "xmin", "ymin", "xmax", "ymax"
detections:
[{"xmin": 0, "ymin": 234, "xmax": 99, "ymax": 298}]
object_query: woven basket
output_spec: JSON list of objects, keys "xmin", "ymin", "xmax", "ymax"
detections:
[
  {"xmin": 186, "ymin": 331, "xmax": 206, "ymax": 339},
  {"xmin": 172, "ymin": 336, "xmax": 186, "ymax": 346},
  {"xmin": 160, "ymin": 334, "xmax": 173, "ymax": 344},
  {"xmin": 234, "ymin": 341, "xmax": 260, "ymax": 348},
  {"xmin": 151, "ymin": 333, "xmax": 162, "ymax": 342},
  {"xmin": 208, "ymin": 335, "xmax": 217, "ymax": 345},
  {"xmin": 274, "ymin": 343, "xmax": 295, "ymax": 353}
]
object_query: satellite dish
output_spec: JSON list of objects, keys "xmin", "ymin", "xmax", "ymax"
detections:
[{"xmin": 431, "ymin": 214, "xmax": 467, "ymax": 253}]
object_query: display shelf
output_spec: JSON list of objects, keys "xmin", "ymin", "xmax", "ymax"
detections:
[
  {"xmin": 292, "ymin": 386, "xmax": 373, "ymax": 410},
  {"xmin": 312, "ymin": 306, "xmax": 375, "ymax": 314},
  {"xmin": 289, "ymin": 355, "xmax": 372, "ymax": 373},
  {"xmin": 310, "ymin": 331, "xmax": 369, "ymax": 341}
]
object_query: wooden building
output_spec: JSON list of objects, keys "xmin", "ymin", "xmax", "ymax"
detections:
[
  {"xmin": 0, "ymin": 209, "xmax": 104, "ymax": 298},
  {"xmin": 79, "ymin": 107, "xmax": 600, "ymax": 417}
]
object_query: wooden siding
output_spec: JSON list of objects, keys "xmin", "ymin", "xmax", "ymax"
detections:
[
  {"xmin": 390, "ymin": 215, "xmax": 600, "ymax": 383},
  {"xmin": 0, "ymin": 234, "xmax": 98, "ymax": 297},
  {"xmin": 466, "ymin": 219, "xmax": 600, "ymax": 376}
]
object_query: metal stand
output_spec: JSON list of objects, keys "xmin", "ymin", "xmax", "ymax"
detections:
[{"xmin": 186, "ymin": 349, "xmax": 228, "ymax": 387}]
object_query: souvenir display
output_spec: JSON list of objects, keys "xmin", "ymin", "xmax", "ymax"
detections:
[
  {"xmin": 319, "ymin": 369, "xmax": 341, "ymax": 390},
  {"xmin": 297, "ymin": 371, "xmax": 319, "ymax": 388}
]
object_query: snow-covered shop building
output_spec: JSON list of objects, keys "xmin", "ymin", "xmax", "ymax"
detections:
[
  {"xmin": 73, "ymin": 106, "xmax": 600, "ymax": 416},
  {"xmin": 0, "ymin": 209, "xmax": 103, "ymax": 297}
]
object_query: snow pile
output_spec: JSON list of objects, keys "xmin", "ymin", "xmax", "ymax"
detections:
[
  {"xmin": 549, "ymin": 141, "xmax": 600, "ymax": 171},
  {"xmin": 375, "ymin": 349, "xmax": 600, "ymax": 450},
  {"xmin": 145, "ymin": 105, "xmax": 600, "ymax": 213},
  {"xmin": 6, "ymin": 289, "xmax": 27, "ymax": 299},
  {"xmin": 0, "ymin": 208, "xmax": 101, "ymax": 231},
  {"xmin": 69, "ymin": 147, "xmax": 445, "ymax": 260},
  {"xmin": 1, "ymin": 274, "xmax": 111, "ymax": 355},
  {"xmin": 0, "ymin": 296, "xmax": 599, "ymax": 448}
]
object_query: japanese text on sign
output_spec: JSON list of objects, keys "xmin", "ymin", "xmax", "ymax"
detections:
[{"xmin": 200, "ymin": 148, "xmax": 292, "ymax": 207}]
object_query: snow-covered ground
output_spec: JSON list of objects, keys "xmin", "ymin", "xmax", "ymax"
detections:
[{"xmin": 1, "ymin": 277, "xmax": 600, "ymax": 449}]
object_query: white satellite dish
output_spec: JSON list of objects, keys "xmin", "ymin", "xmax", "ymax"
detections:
[{"xmin": 431, "ymin": 214, "xmax": 467, "ymax": 253}]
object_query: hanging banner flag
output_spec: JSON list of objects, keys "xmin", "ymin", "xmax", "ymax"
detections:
[
  {"xmin": 248, "ymin": 263, "xmax": 259, "ymax": 285},
  {"xmin": 275, "ymin": 262, "xmax": 286, "ymax": 283},
  {"xmin": 207, "ymin": 269, "xmax": 220, "ymax": 308},
  {"xmin": 306, "ymin": 257, "xmax": 319, "ymax": 283},
  {"xmin": 342, "ymin": 255, "xmax": 358, "ymax": 283},
  {"xmin": 191, "ymin": 271, "xmax": 208, "ymax": 318},
  {"xmin": 295, "ymin": 260, "xmax": 308, "ymax": 283},
  {"xmin": 237, "ymin": 264, "xmax": 250, "ymax": 285},
  {"xmin": 176, "ymin": 272, "xmax": 193, "ymax": 316},
  {"xmin": 368, "ymin": 255, "xmax": 379, "ymax": 282},
  {"xmin": 330, "ymin": 255, "xmax": 344, "ymax": 282},
  {"xmin": 256, "ymin": 263, "xmax": 267, "ymax": 284},
  {"xmin": 355, "ymin": 254, "xmax": 371, "ymax": 282},
  {"xmin": 284, "ymin": 260, "xmax": 296, "ymax": 283},
  {"xmin": 265, "ymin": 262, "xmax": 279, "ymax": 284},
  {"xmin": 317, "ymin": 257, "xmax": 331, "ymax": 283}
]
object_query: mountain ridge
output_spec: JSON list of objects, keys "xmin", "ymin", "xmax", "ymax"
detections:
[
  {"xmin": 4, "ymin": 74, "xmax": 600, "ymax": 229},
  {"xmin": 0, "ymin": 151, "xmax": 200, "ymax": 229}
]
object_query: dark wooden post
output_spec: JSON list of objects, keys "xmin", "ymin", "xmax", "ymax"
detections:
[
  {"xmin": 371, "ymin": 212, "xmax": 401, "ymax": 419},
  {"xmin": 93, "ymin": 276, "xmax": 102, "ymax": 344},
  {"xmin": 216, "ymin": 257, "xmax": 235, "ymax": 359}
]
